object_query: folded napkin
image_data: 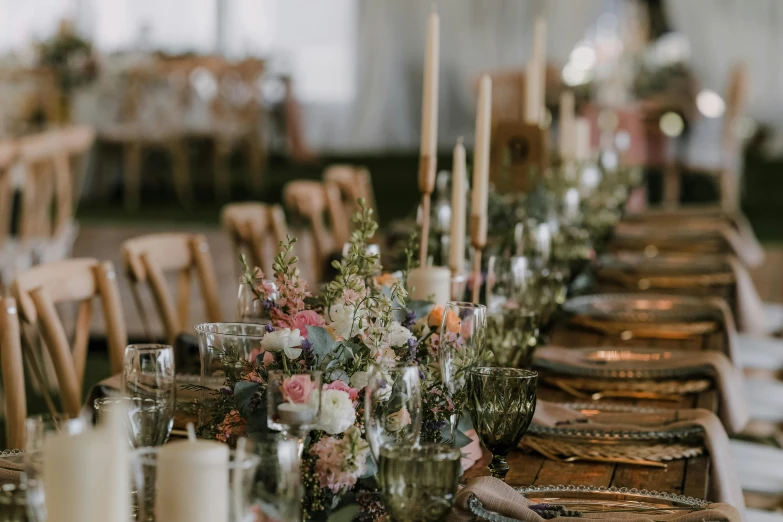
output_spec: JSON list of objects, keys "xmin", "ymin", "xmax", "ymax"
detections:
[
  {"xmin": 727, "ymin": 257, "xmax": 767, "ymax": 335},
  {"xmin": 450, "ymin": 476, "xmax": 743, "ymax": 522},
  {"xmin": 532, "ymin": 400, "xmax": 587, "ymax": 427},
  {"xmin": 534, "ymin": 347, "xmax": 748, "ymax": 435},
  {"xmin": 0, "ymin": 456, "xmax": 22, "ymax": 485}
]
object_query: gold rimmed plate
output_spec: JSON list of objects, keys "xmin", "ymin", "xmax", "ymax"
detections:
[{"xmin": 563, "ymin": 294, "xmax": 719, "ymax": 324}]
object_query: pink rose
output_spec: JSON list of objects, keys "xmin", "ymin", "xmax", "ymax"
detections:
[
  {"xmin": 291, "ymin": 310, "xmax": 326, "ymax": 337},
  {"xmin": 324, "ymin": 380, "xmax": 359, "ymax": 402},
  {"xmin": 281, "ymin": 374, "xmax": 316, "ymax": 404}
]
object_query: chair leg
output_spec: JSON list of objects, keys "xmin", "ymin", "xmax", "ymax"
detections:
[
  {"xmin": 169, "ymin": 140, "xmax": 193, "ymax": 209},
  {"xmin": 247, "ymin": 134, "xmax": 264, "ymax": 195},
  {"xmin": 124, "ymin": 143, "xmax": 142, "ymax": 212},
  {"xmin": 214, "ymin": 139, "xmax": 231, "ymax": 203}
]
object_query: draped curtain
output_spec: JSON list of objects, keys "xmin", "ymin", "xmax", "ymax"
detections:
[
  {"xmin": 306, "ymin": 0, "xmax": 603, "ymax": 153},
  {"xmin": 665, "ymin": 0, "xmax": 783, "ymax": 161}
]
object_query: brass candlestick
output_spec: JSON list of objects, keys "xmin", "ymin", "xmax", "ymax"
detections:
[
  {"xmin": 418, "ymin": 155, "xmax": 436, "ymax": 266},
  {"xmin": 470, "ymin": 213, "xmax": 487, "ymax": 304}
]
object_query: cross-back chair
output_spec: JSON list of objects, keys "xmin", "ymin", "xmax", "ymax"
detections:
[
  {"xmin": 121, "ymin": 233, "xmax": 221, "ymax": 345},
  {"xmin": 0, "ymin": 140, "xmax": 18, "ymax": 244},
  {"xmin": 11, "ymin": 258, "xmax": 127, "ymax": 418},
  {"xmin": 221, "ymin": 202, "xmax": 290, "ymax": 279},
  {"xmin": 283, "ymin": 180, "xmax": 339, "ymax": 282},
  {"xmin": 323, "ymin": 164, "xmax": 378, "ymax": 222},
  {"xmin": 0, "ymin": 297, "xmax": 25, "ymax": 449}
]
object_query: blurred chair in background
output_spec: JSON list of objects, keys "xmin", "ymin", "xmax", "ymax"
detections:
[
  {"xmin": 121, "ymin": 233, "xmax": 221, "ymax": 346},
  {"xmin": 12, "ymin": 258, "xmax": 126, "ymax": 418},
  {"xmin": 222, "ymin": 202, "xmax": 289, "ymax": 278},
  {"xmin": 0, "ymin": 297, "xmax": 25, "ymax": 449}
]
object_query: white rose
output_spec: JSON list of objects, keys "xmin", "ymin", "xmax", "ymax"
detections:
[
  {"xmin": 385, "ymin": 408, "xmax": 412, "ymax": 432},
  {"xmin": 388, "ymin": 321, "xmax": 412, "ymax": 347},
  {"xmin": 261, "ymin": 328, "xmax": 303, "ymax": 360},
  {"xmin": 328, "ymin": 303, "xmax": 363, "ymax": 339},
  {"xmin": 319, "ymin": 389, "xmax": 357, "ymax": 434},
  {"xmin": 350, "ymin": 371, "xmax": 369, "ymax": 390}
]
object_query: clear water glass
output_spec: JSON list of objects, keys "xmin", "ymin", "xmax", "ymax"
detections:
[
  {"xmin": 236, "ymin": 278, "xmax": 277, "ymax": 324},
  {"xmin": 365, "ymin": 364, "xmax": 423, "ymax": 461},
  {"xmin": 437, "ymin": 301, "xmax": 486, "ymax": 444},
  {"xmin": 94, "ymin": 396, "xmax": 172, "ymax": 448},
  {"xmin": 378, "ymin": 442, "xmax": 462, "ymax": 522},
  {"xmin": 122, "ymin": 344, "xmax": 175, "ymax": 446}
]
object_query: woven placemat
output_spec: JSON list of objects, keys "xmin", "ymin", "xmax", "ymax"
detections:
[{"xmin": 523, "ymin": 435, "xmax": 704, "ymax": 463}]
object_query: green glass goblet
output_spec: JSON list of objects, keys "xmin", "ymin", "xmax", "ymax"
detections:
[
  {"xmin": 378, "ymin": 442, "xmax": 462, "ymax": 522},
  {"xmin": 466, "ymin": 367, "xmax": 537, "ymax": 480}
]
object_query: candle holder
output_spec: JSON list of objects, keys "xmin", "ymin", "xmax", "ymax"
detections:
[
  {"xmin": 267, "ymin": 370, "xmax": 322, "ymax": 458},
  {"xmin": 131, "ymin": 446, "xmax": 261, "ymax": 522}
]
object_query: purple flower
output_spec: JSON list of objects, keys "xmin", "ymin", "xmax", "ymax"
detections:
[
  {"xmin": 265, "ymin": 323, "xmax": 274, "ymax": 333},
  {"xmin": 220, "ymin": 387, "xmax": 233, "ymax": 395},
  {"xmin": 402, "ymin": 310, "xmax": 416, "ymax": 329},
  {"xmin": 301, "ymin": 338, "xmax": 312, "ymax": 352},
  {"xmin": 419, "ymin": 369, "xmax": 426, "ymax": 381}
]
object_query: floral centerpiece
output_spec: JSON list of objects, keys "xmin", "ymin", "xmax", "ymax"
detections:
[{"xmin": 197, "ymin": 200, "xmax": 486, "ymax": 521}]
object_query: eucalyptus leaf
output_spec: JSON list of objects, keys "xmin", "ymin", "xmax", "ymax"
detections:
[
  {"xmin": 360, "ymin": 451, "xmax": 377, "ymax": 479},
  {"xmin": 407, "ymin": 300, "xmax": 435, "ymax": 321},
  {"xmin": 326, "ymin": 504, "xmax": 360, "ymax": 522},
  {"xmin": 307, "ymin": 326, "xmax": 337, "ymax": 366}
]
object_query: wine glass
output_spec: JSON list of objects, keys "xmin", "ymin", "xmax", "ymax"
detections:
[
  {"xmin": 466, "ymin": 367, "xmax": 537, "ymax": 480},
  {"xmin": 122, "ymin": 344, "xmax": 175, "ymax": 446},
  {"xmin": 94, "ymin": 396, "xmax": 172, "ymax": 448},
  {"xmin": 253, "ymin": 433, "xmax": 304, "ymax": 522},
  {"xmin": 24, "ymin": 414, "xmax": 89, "ymax": 522},
  {"xmin": 378, "ymin": 442, "xmax": 462, "ymax": 522},
  {"xmin": 267, "ymin": 370, "xmax": 322, "ymax": 457},
  {"xmin": 365, "ymin": 364, "xmax": 423, "ymax": 461},
  {"xmin": 437, "ymin": 301, "xmax": 486, "ymax": 445},
  {"xmin": 236, "ymin": 278, "xmax": 278, "ymax": 323}
]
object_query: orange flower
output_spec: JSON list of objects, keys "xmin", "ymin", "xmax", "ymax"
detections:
[
  {"xmin": 428, "ymin": 305, "xmax": 460, "ymax": 333},
  {"xmin": 375, "ymin": 273, "xmax": 399, "ymax": 287}
]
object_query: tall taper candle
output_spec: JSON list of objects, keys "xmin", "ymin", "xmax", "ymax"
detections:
[
  {"xmin": 559, "ymin": 90, "xmax": 575, "ymax": 158},
  {"xmin": 574, "ymin": 117, "xmax": 591, "ymax": 161},
  {"xmin": 418, "ymin": 7, "xmax": 440, "ymax": 265},
  {"xmin": 449, "ymin": 138, "xmax": 467, "ymax": 274},
  {"xmin": 525, "ymin": 16, "xmax": 547, "ymax": 126},
  {"xmin": 471, "ymin": 75, "xmax": 492, "ymax": 303}
]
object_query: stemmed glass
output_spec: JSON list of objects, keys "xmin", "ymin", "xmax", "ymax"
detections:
[
  {"xmin": 486, "ymin": 256, "xmax": 540, "ymax": 368},
  {"xmin": 236, "ymin": 278, "xmax": 278, "ymax": 324},
  {"xmin": 466, "ymin": 367, "xmax": 537, "ymax": 480},
  {"xmin": 437, "ymin": 301, "xmax": 486, "ymax": 444},
  {"xmin": 378, "ymin": 442, "xmax": 462, "ymax": 522},
  {"xmin": 94, "ymin": 396, "xmax": 172, "ymax": 448},
  {"xmin": 365, "ymin": 364, "xmax": 423, "ymax": 461},
  {"xmin": 122, "ymin": 344, "xmax": 176, "ymax": 446},
  {"xmin": 267, "ymin": 370, "xmax": 322, "ymax": 458}
]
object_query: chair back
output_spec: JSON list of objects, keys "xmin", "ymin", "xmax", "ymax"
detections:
[
  {"xmin": 0, "ymin": 140, "xmax": 18, "ymax": 243},
  {"xmin": 283, "ymin": 181, "xmax": 333, "ymax": 281},
  {"xmin": 0, "ymin": 297, "xmax": 25, "ymax": 449},
  {"xmin": 222, "ymin": 202, "xmax": 278, "ymax": 277},
  {"xmin": 121, "ymin": 233, "xmax": 221, "ymax": 345},
  {"xmin": 323, "ymin": 164, "xmax": 378, "ymax": 221},
  {"xmin": 11, "ymin": 258, "xmax": 127, "ymax": 417}
]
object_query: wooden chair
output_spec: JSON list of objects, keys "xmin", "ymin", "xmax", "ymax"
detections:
[
  {"xmin": 11, "ymin": 258, "xmax": 127, "ymax": 418},
  {"xmin": 323, "ymin": 164, "xmax": 378, "ymax": 222},
  {"xmin": 0, "ymin": 140, "xmax": 18, "ymax": 243},
  {"xmin": 222, "ymin": 202, "xmax": 290, "ymax": 278},
  {"xmin": 0, "ymin": 297, "xmax": 25, "ymax": 449},
  {"xmin": 283, "ymin": 181, "xmax": 336, "ymax": 282},
  {"xmin": 662, "ymin": 64, "xmax": 749, "ymax": 211},
  {"xmin": 121, "ymin": 233, "xmax": 221, "ymax": 345}
]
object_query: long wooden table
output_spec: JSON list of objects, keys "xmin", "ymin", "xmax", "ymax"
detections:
[{"xmin": 463, "ymin": 322, "xmax": 728, "ymax": 500}]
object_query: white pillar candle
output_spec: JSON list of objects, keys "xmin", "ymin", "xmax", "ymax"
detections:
[
  {"xmin": 156, "ymin": 440, "xmax": 230, "ymax": 522},
  {"xmin": 407, "ymin": 266, "xmax": 451, "ymax": 305},
  {"xmin": 471, "ymin": 75, "xmax": 492, "ymax": 220},
  {"xmin": 419, "ymin": 8, "xmax": 440, "ymax": 162},
  {"xmin": 449, "ymin": 138, "xmax": 467, "ymax": 274},
  {"xmin": 574, "ymin": 117, "xmax": 592, "ymax": 161},
  {"xmin": 564, "ymin": 188, "xmax": 581, "ymax": 222},
  {"xmin": 525, "ymin": 16, "xmax": 547, "ymax": 125},
  {"xmin": 559, "ymin": 90, "xmax": 575, "ymax": 158},
  {"xmin": 43, "ymin": 430, "xmax": 126, "ymax": 522}
]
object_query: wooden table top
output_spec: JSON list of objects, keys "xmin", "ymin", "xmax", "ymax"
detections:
[{"xmin": 462, "ymin": 321, "xmax": 724, "ymax": 500}]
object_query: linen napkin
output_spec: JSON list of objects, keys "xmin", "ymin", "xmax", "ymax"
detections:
[
  {"xmin": 727, "ymin": 257, "xmax": 767, "ymax": 335},
  {"xmin": 0, "ymin": 456, "xmax": 22, "ymax": 485},
  {"xmin": 531, "ymin": 400, "xmax": 587, "ymax": 427},
  {"xmin": 460, "ymin": 429, "xmax": 482, "ymax": 471},
  {"xmin": 449, "ymin": 476, "xmax": 743, "ymax": 522},
  {"xmin": 533, "ymin": 347, "xmax": 748, "ymax": 435}
]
